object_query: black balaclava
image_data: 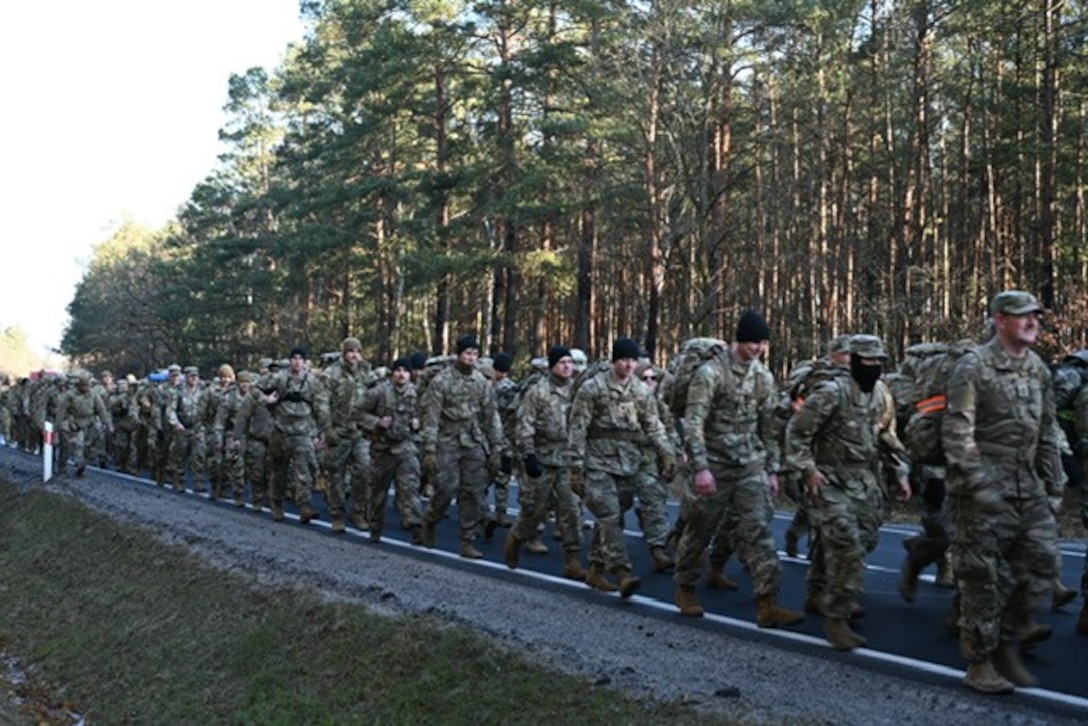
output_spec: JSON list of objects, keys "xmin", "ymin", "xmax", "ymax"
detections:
[{"xmin": 850, "ymin": 353, "xmax": 882, "ymax": 393}]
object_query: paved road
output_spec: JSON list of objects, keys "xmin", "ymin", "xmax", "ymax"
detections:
[{"xmin": 42, "ymin": 459, "xmax": 1088, "ymax": 716}]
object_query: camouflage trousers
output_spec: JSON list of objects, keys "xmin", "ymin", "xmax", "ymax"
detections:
[
  {"xmin": 491, "ymin": 469, "xmax": 511, "ymax": 514},
  {"xmin": 948, "ymin": 491, "xmax": 1057, "ymax": 661},
  {"xmin": 424, "ymin": 443, "xmax": 488, "ymax": 543},
  {"xmin": 322, "ymin": 434, "xmax": 371, "ymax": 519},
  {"xmin": 244, "ymin": 438, "xmax": 270, "ymax": 507},
  {"xmin": 61, "ymin": 424, "xmax": 94, "ymax": 472},
  {"xmin": 167, "ymin": 427, "xmax": 206, "ymax": 490},
  {"xmin": 583, "ymin": 469, "xmax": 638, "ymax": 573},
  {"xmin": 86, "ymin": 421, "xmax": 107, "ymax": 467},
  {"xmin": 110, "ymin": 425, "xmax": 135, "ymax": 473},
  {"xmin": 632, "ymin": 456, "xmax": 669, "ymax": 548},
  {"xmin": 217, "ymin": 438, "xmax": 245, "ymax": 499},
  {"xmin": 806, "ymin": 474, "xmax": 883, "ymax": 619},
  {"xmin": 674, "ymin": 467, "xmax": 782, "ymax": 596},
  {"xmin": 512, "ymin": 464, "xmax": 583, "ymax": 554},
  {"xmin": 269, "ymin": 431, "xmax": 318, "ymax": 508},
  {"xmin": 369, "ymin": 446, "xmax": 423, "ymax": 530},
  {"xmin": 904, "ymin": 474, "xmax": 950, "ymax": 570}
]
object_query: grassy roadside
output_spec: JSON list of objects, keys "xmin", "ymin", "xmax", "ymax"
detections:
[{"xmin": 0, "ymin": 481, "xmax": 739, "ymax": 725}]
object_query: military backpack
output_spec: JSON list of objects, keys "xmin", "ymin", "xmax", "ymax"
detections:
[
  {"xmin": 660, "ymin": 337, "xmax": 730, "ymax": 419},
  {"xmin": 902, "ymin": 342, "xmax": 973, "ymax": 466}
]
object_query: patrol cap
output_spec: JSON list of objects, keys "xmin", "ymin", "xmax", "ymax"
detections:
[
  {"xmin": 827, "ymin": 335, "xmax": 852, "ymax": 355},
  {"xmin": 259, "ymin": 357, "xmax": 274, "ymax": 371},
  {"xmin": 990, "ymin": 290, "xmax": 1043, "ymax": 316},
  {"xmin": 167, "ymin": 364, "xmax": 182, "ymax": 374},
  {"xmin": 184, "ymin": 366, "xmax": 200, "ymax": 376},
  {"xmin": 236, "ymin": 371, "xmax": 254, "ymax": 383},
  {"xmin": 850, "ymin": 334, "xmax": 887, "ymax": 359},
  {"xmin": 340, "ymin": 337, "xmax": 363, "ymax": 353}
]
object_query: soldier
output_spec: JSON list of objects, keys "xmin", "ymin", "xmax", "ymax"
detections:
[
  {"xmin": 262, "ymin": 347, "xmax": 328, "ymax": 523},
  {"xmin": 108, "ymin": 377, "xmax": 139, "ymax": 474},
  {"xmin": 787, "ymin": 334, "xmax": 911, "ymax": 649},
  {"xmin": 234, "ymin": 371, "xmax": 274, "ymax": 510},
  {"xmin": 567, "ymin": 337, "xmax": 677, "ymax": 597},
  {"xmin": 318, "ymin": 337, "xmax": 376, "ymax": 533},
  {"xmin": 420, "ymin": 334, "xmax": 508, "ymax": 559},
  {"xmin": 205, "ymin": 364, "xmax": 236, "ymax": 497},
  {"xmin": 672, "ymin": 312, "xmax": 803, "ymax": 627},
  {"xmin": 940, "ymin": 291, "xmax": 1064, "ymax": 692},
  {"xmin": 55, "ymin": 371, "xmax": 113, "ymax": 477},
  {"xmin": 632, "ymin": 361, "xmax": 677, "ymax": 572},
  {"xmin": 1075, "ymin": 382, "xmax": 1088, "ymax": 635},
  {"xmin": 358, "ymin": 357, "xmax": 424, "ymax": 543},
  {"xmin": 505, "ymin": 345, "xmax": 587, "ymax": 580},
  {"xmin": 148, "ymin": 365, "xmax": 182, "ymax": 485},
  {"xmin": 213, "ymin": 366, "xmax": 248, "ymax": 506},
  {"xmin": 487, "ymin": 353, "xmax": 518, "ymax": 529},
  {"xmin": 165, "ymin": 366, "xmax": 212, "ymax": 492}
]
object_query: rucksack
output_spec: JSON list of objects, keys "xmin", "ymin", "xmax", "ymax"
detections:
[
  {"xmin": 660, "ymin": 337, "xmax": 729, "ymax": 419},
  {"xmin": 1052, "ymin": 350, "xmax": 1088, "ymax": 439},
  {"xmin": 902, "ymin": 342, "xmax": 973, "ymax": 466}
]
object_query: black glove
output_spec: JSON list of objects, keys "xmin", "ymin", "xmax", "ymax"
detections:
[
  {"xmin": 524, "ymin": 454, "xmax": 543, "ymax": 479},
  {"xmin": 501, "ymin": 454, "xmax": 513, "ymax": 475}
]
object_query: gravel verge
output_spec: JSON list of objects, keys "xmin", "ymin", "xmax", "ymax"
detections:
[{"xmin": 1, "ymin": 447, "xmax": 1082, "ymax": 725}]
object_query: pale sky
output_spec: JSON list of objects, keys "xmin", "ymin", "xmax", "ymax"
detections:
[{"xmin": 0, "ymin": 1, "xmax": 306, "ymax": 358}]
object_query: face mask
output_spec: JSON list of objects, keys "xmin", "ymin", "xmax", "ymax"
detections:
[{"xmin": 850, "ymin": 354, "xmax": 882, "ymax": 393}]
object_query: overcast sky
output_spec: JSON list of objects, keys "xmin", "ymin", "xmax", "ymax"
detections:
[{"xmin": 0, "ymin": 1, "xmax": 305, "ymax": 358}]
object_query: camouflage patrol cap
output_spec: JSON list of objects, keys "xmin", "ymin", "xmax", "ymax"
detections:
[
  {"xmin": 827, "ymin": 335, "xmax": 852, "ymax": 354},
  {"xmin": 990, "ymin": 290, "xmax": 1043, "ymax": 316},
  {"xmin": 167, "ymin": 364, "xmax": 182, "ymax": 374},
  {"xmin": 340, "ymin": 337, "xmax": 363, "ymax": 353},
  {"xmin": 849, "ymin": 334, "xmax": 888, "ymax": 359},
  {"xmin": 259, "ymin": 357, "xmax": 274, "ymax": 371},
  {"xmin": 184, "ymin": 366, "xmax": 199, "ymax": 376},
  {"xmin": 236, "ymin": 371, "xmax": 254, "ymax": 383}
]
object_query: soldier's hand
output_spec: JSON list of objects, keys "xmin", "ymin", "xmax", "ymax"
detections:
[
  {"xmin": 1048, "ymin": 495, "xmax": 1063, "ymax": 516},
  {"xmin": 500, "ymin": 454, "xmax": 513, "ymax": 475},
  {"xmin": 423, "ymin": 452, "xmax": 439, "ymax": 480},
  {"xmin": 896, "ymin": 477, "xmax": 912, "ymax": 502},
  {"xmin": 659, "ymin": 454, "xmax": 677, "ymax": 482},
  {"xmin": 804, "ymin": 470, "xmax": 827, "ymax": 497},
  {"xmin": 523, "ymin": 454, "xmax": 543, "ymax": 479},
  {"xmin": 569, "ymin": 466, "xmax": 585, "ymax": 498},
  {"xmin": 693, "ymin": 468, "xmax": 716, "ymax": 497}
]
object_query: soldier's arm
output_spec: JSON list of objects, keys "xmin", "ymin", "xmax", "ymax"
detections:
[
  {"xmin": 683, "ymin": 364, "xmax": 718, "ymax": 472},
  {"xmin": 565, "ymin": 382, "xmax": 594, "ymax": 468},
  {"xmin": 419, "ymin": 377, "xmax": 442, "ymax": 454},
  {"xmin": 757, "ymin": 371, "xmax": 782, "ymax": 473},
  {"xmin": 481, "ymin": 382, "xmax": 507, "ymax": 455},
  {"xmin": 234, "ymin": 395, "xmax": 253, "ymax": 441},
  {"xmin": 940, "ymin": 354, "xmax": 983, "ymax": 488},
  {"xmin": 515, "ymin": 384, "xmax": 541, "ymax": 458},
  {"xmin": 785, "ymin": 382, "xmax": 837, "ymax": 480},
  {"xmin": 164, "ymin": 389, "xmax": 182, "ymax": 428},
  {"xmin": 357, "ymin": 385, "xmax": 382, "ymax": 434},
  {"xmin": 639, "ymin": 389, "xmax": 674, "ymax": 459},
  {"xmin": 1036, "ymin": 361, "xmax": 1065, "ymax": 498}
]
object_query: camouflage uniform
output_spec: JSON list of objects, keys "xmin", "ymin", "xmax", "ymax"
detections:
[
  {"xmin": 675, "ymin": 347, "xmax": 784, "ymax": 598},
  {"xmin": 942, "ymin": 294, "xmax": 1063, "ymax": 688},
  {"xmin": 165, "ymin": 369, "xmax": 212, "ymax": 491},
  {"xmin": 490, "ymin": 373, "xmax": 520, "ymax": 526},
  {"xmin": 264, "ymin": 359, "xmax": 326, "ymax": 520},
  {"xmin": 510, "ymin": 370, "xmax": 582, "ymax": 565},
  {"xmin": 1076, "ymin": 384, "xmax": 1088, "ymax": 633},
  {"xmin": 419, "ymin": 356, "xmax": 506, "ymax": 552},
  {"xmin": 235, "ymin": 378, "xmax": 275, "ymax": 508},
  {"xmin": 787, "ymin": 336, "xmax": 909, "ymax": 646},
  {"xmin": 55, "ymin": 374, "xmax": 112, "ymax": 476},
  {"xmin": 108, "ymin": 380, "xmax": 139, "ymax": 473},
  {"xmin": 567, "ymin": 365, "xmax": 674, "ymax": 582},
  {"xmin": 213, "ymin": 380, "xmax": 248, "ymax": 504},
  {"xmin": 359, "ymin": 375, "xmax": 423, "ymax": 537},
  {"xmin": 317, "ymin": 348, "xmax": 376, "ymax": 528}
]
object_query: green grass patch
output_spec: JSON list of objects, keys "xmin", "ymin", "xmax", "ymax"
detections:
[{"xmin": 0, "ymin": 482, "xmax": 739, "ymax": 725}]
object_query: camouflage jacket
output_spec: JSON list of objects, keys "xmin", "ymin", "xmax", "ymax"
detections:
[
  {"xmin": 318, "ymin": 360, "xmax": 376, "ymax": 437},
  {"xmin": 235, "ymin": 390, "xmax": 274, "ymax": 443},
  {"xmin": 359, "ymin": 379, "xmax": 419, "ymax": 455},
  {"xmin": 567, "ymin": 370, "xmax": 673, "ymax": 477},
  {"xmin": 265, "ymin": 369, "xmax": 325, "ymax": 437},
  {"xmin": 516, "ymin": 373, "xmax": 573, "ymax": 468},
  {"xmin": 684, "ymin": 347, "xmax": 780, "ymax": 476},
  {"xmin": 55, "ymin": 388, "xmax": 110, "ymax": 432},
  {"xmin": 420, "ymin": 364, "xmax": 505, "ymax": 456},
  {"xmin": 942, "ymin": 338, "xmax": 1063, "ymax": 500},
  {"xmin": 166, "ymin": 383, "xmax": 213, "ymax": 431},
  {"xmin": 787, "ymin": 373, "xmax": 908, "ymax": 492},
  {"xmin": 213, "ymin": 384, "xmax": 247, "ymax": 444}
]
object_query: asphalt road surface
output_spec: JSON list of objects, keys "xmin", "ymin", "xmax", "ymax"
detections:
[{"xmin": 14, "ymin": 451, "xmax": 1088, "ymax": 719}]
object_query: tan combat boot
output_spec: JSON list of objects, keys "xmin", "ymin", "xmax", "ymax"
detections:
[
  {"xmin": 298, "ymin": 503, "xmax": 318, "ymax": 524},
  {"xmin": 650, "ymin": 546, "xmax": 674, "ymax": 572},
  {"xmin": 963, "ymin": 658, "xmax": 1015, "ymax": 694},
  {"xmin": 897, "ymin": 556, "xmax": 923, "ymax": 603},
  {"xmin": 331, "ymin": 515, "xmax": 346, "ymax": 534},
  {"xmin": 561, "ymin": 550, "xmax": 587, "ymax": 581},
  {"xmin": 460, "ymin": 541, "xmax": 484, "ymax": 559},
  {"xmin": 705, "ymin": 563, "xmax": 738, "ymax": 591},
  {"xmin": 271, "ymin": 503, "xmax": 285, "ymax": 521},
  {"xmin": 993, "ymin": 644, "xmax": 1037, "ymax": 687},
  {"xmin": 349, "ymin": 510, "xmax": 369, "ymax": 531},
  {"xmin": 935, "ymin": 552, "xmax": 955, "ymax": 589},
  {"xmin": 409, "ymin": 524, "xmax": 424, "ymax": 546},
  {"xmin": 421, "ymin": 520, "xmax": 437, "ymax": 548},
  {"xmin": 824, "ymin": 616, "xmax": 867, "ymax": 651},
  {"xmin": 525, "ymin": 536, "xmax": 550, "ymax": 555},
  {"xmin": 675, "ymin": 585, "xmax": 704, "ymax": 617},
  {"xmin": 1018, "ymin": 621, "xmax": 1052, "ymax": 652},
  {"xmin": 368, "ymin": 526, "xmax": 382, "ymax": 544},
  {"xmin": 756, "ymin": 595, "xmax": 805, "ymax": 628},
  {"xmin": 585, "ymin": 563, "xmax": 619, "ymax": 592},
  {"xmin": 1052, "ymin": 580, "xmax": 1077, "ymax": 610},
  {"xmin": 615, "ymin": 568, "xmax": 642, "ymax": 599},
  {"xmin": 504, "ymin": 532, "xmax": 522, "ymax": 569}
]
